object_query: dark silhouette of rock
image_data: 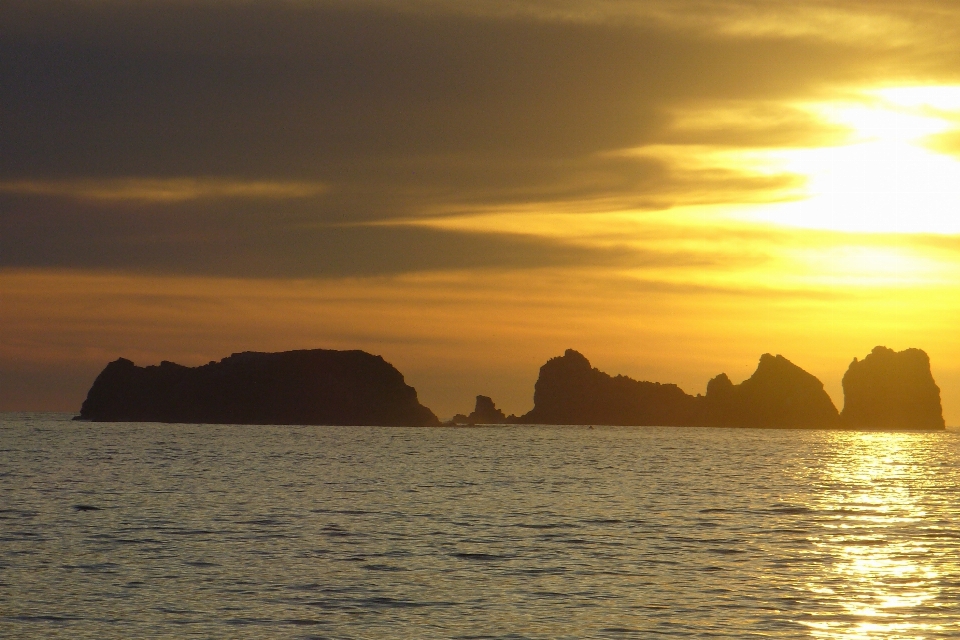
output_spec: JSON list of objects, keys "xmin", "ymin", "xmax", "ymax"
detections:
[
  {"xmin": 447, "ymin": 395, "xmax": 507, "ymax": 425},
  {"xmin": 702, "ymin": 354, "xmax": 839, "ymax": 428},
  {"xmin": 514, "ymin": 349, "xmax": 840, "ymax": 428},
  {"xmin": 516, "ymin": 349, "xmax": 700, "ymax": 425},
  {"xmin": 75, "ymin": 349, "xmax": 439, "ymax": 426},
  {"xmin": 469, "ymin": 396, "xmax": 507, "ymax": 424},
  {"xmin": 840, "ymin": 346, "xmax": 945, "ymax": 430},
  {"xmin": 469, "ymin": 395, "xmax": 506, "ymax": 424}
]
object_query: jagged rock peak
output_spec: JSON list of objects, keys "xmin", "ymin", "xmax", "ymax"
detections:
[
  {"xmin": 560, "ymin": 348, "xmax": 591, "ymax": 367},
  {"xmin": 705, "ymin": 372, "xmax": 734, "ymax": 396},
  {"xmin": 704, "ymin": 353, "xmax": 839, "ymax": 428}
]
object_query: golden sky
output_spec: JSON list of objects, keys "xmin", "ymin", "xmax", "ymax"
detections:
[{"xmin": 2, "ymin": 1, "xmax": 960, "ymax": 421}]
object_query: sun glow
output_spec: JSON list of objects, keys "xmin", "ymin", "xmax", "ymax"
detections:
[{"xmin": 755, "ymin": 86, "xmax": 960, "ymax": 234}]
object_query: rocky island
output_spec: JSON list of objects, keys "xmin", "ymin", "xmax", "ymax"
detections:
[
  {"xmin": 513, "ymin": 349, "xmax": 839, "ymax": 428},
  {"xmin": 516, "ymin": 349, "xmax": 700, "ymax": 426},
  {"xmin": 840, "ymin": 346, "xmax": 945, "ymax": 430},
  {"xmin": 75, "ymin": 349, "xmax": 439, "ymax": 426}
]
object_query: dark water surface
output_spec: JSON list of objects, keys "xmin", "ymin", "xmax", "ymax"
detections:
[{"xmin": 2, "ymin": 413, "xmax": 959, "ymax": 639}]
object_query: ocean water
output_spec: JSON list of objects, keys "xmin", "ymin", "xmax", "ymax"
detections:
[{"xmin": 1, "ymin": 414, "xmax": 959, "ymax": 639}]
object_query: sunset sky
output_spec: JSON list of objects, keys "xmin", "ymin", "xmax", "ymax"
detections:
[{"xmin": 3, "ymin": 0, "xmax": 960, "ymax": 422}]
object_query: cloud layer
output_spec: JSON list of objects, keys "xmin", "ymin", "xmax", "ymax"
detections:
[{"xmin": 5, "ymin": 0, "xmax": 951, "ymax": 276}]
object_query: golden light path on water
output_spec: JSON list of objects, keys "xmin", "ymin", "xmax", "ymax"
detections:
[{"xmin": 802, "ymin": 432, "xmax": 955, "ymax": 639}]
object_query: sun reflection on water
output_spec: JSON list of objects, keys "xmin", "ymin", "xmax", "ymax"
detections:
[{"xmin": 801, "ymin": 432, "xmax": 950, "ymax": 639}]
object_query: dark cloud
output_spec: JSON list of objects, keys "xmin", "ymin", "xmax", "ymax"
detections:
[
  {"xmin": 2, "ymin": 1, "xmax": 889, "ymax": 176},
  {"xmin": 0, "ymin": 0, "xmax": 949, "ymax": 277}
]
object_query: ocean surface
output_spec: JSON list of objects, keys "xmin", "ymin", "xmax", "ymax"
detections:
[{"xmin": 1, "ymin": 414, "xmax": 959, "ymax": 639}]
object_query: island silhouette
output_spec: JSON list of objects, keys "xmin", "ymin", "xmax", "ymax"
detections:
[
  {"xmin": 76, "ymin": 346, "xmax": 945, "ymax": 429},
  {"xmin": 75, "ymin": 349, "xmax": 439, "ymax": 426}
]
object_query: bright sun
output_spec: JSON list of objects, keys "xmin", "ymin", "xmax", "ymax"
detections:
[{"xmin": 755, "ymin": 86, "xmax": 960, "ymax": 234}]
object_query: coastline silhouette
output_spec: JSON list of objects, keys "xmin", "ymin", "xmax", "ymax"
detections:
[{"xmin": 76, "ymin": 346, "xmax": 944, "ymax": 429}]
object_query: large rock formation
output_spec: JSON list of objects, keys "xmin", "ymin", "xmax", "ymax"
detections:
[
  {"xmin": 516, "ymin": 349, "xmax": 700, "ymax": 425},
  {"xmin": 515, "ymin": 349, "xmax": 840, "ymax": 428},
  {"xmin": 840, "ymin": 346, "xmax": 945, "ymax": 430},
  {"xmin": 76, "ymin": 349, "xmax": 439, "ymax": 426},
  {"xmin": 702, "ymin": 354, "xmax": 839, "ymax": 428}
]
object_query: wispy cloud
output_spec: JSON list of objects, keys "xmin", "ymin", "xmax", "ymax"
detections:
[{"xmin": 0, "ymin": 178, "xmax": 326, "ymax": 203}]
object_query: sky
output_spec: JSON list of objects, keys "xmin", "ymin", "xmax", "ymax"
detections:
[{"xmin": 3, "ymin": 0, "xmax": 960, "ymax": 422}]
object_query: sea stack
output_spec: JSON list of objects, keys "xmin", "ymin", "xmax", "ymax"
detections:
[
  {"xmin": 517, "ymin": 349, "xmax": 699, "ymax": 425},
  {"xmin": 76, "ymin": 349, "xmax": 439, "ymax": 426},
  {"xmin": 450, "ymin": 395, "xmax": 508, "ymax": 425},
  {"xmin": 468, "ymin": 395, "xmax": 507, "ymax": 424},
  {"xmin": 702, "ymin": 354, "xmax": 839, "ymax": 428},
  {"xmin": 840, "ymin": 346, "xmax": 945, "ymax": 430}
]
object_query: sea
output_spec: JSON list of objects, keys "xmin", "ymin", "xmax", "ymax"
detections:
[{"xmin": 1, "ymin": 413, "xmax": 959, "ymax": 639}]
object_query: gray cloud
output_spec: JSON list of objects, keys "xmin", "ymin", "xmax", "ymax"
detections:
[{"xmin": 0, "ymin": 193, "xmax": 738, "ymax": 277}]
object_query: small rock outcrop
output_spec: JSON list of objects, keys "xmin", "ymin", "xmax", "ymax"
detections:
[
  {"xmin": 840, "ymin": 346, "xmax": 945, "ymax": 430},
  {"xmin": 702, "ymin": 353, "xmax": 839, "ymax": 428},
  {"xmin": 468, "ymin": 395, "xmax": 507, "ymax": 424},
  {"xmin": 516, "ymin": 349, "xmax": 699, "ymax": 426},
  {"xmin": 449, "ymin": 395, "xmax": 508, "ymax": 425},
  {"xmin": 76, "ymin": 349, "xmax": 439, "ymax": 426}
]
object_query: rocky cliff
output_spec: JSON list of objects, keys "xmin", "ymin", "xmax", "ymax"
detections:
[
  {"xmin": 702, "ymin": 353, "xmax": 839, "ymax": 428},
  {"xmin": 516, "ymin": 349, "xmax": 700, "ymax": 426},
  {"xmin": 76, "ymin": 349, "xmax": 439, "ymax": 426},
  {"xmin": 840, "ymin": 346, "xmax": 945, "ymax": 429}
]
